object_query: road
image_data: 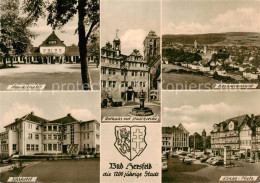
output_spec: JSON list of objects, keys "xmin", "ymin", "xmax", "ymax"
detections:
[
  {"xmin": 19, "ymin": 159, "xmax": 100, "ymax": 183},
  {"xmin": 163, "ymin": 155, "xmax": 260, "ymax": 182},
  {"xmin": 0, "ymin": 64, "xmax": 100, "ymax": 91}
]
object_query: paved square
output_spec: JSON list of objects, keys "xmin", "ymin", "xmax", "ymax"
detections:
[{"xmin": 0, "ymin": 64, "xmax": 100, "ymax": 90}]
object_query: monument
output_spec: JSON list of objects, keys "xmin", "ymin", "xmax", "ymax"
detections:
[{"xmin": 129, "ymin": 90, "xmax": 154, "ymax": 116}]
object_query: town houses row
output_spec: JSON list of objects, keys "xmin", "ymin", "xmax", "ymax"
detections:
[
  {"xmin": 0, "ymin": 112, "xmax": 100, "ymax": 156},
  {"xmin": 162, "ymin": 114, "xmax": 260, "ymax": 161},
  {"xmin": 163, "ymin": 41, "xmax": 260, "ymax": 81}
]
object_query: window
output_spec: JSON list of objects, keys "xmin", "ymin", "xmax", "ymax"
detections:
[
  {"xmin": 31, "ymin": 144, "xmax": 35, "ymax": 151},
  {"xmin": 87, "ymin": 133, "xmax": 90, "ymax": 139},
  {"xmin": 64, "ymin": 126, "xmax": 67, "ymax": 131},
  {"xmin": 35, "ymin": 134, "xmax": 39, "ymax": 140},
  {"xmin": 84, "ymin": 133, "xmax": 86, "ymax": 139},
  {"xmin": 87, "ymin": 124, "xmax": 89, "ymax": 130},
  {"xmin": 83, "ymin": 124, "xmax": 86, "ymax": 130},
  {"xmin": 48, "ymin": 144, "xmax": 52, "ymax": 151},
  {"xmin": 28, "ymin": 133, "xmax": 32, "ymax": 139},
  {"xmin": 54, "ymin": 135, "xmax": 57, "ymax": 140},
  {"xmin": 13, "ymin": 144, "xmax": 17, "ymax": 151},
  {"xmin": 64, "ymin": 134, "xmax": 67, "ymax": 140},
  {"xmin": 53, "ymin": 126, "xmax": 57, "ymax": 131},
  {"xmin": 48, "ymin": 134, "xmax": 52, "ymax": 140},
  {"xmin": 112, "ymin": 70, "xmax": 116, "ymax": 75},
  {"xmin": 44, "ymin": 144, "xmax": 47, "ymax": 151},
  {"xmin": 43, "ymin": 135, "xmax": 46, "ymax": 140},
  {"xmin": 58, "ymin": 144, "xmax": 61, "ymax": 151},
  {"xmin": 109, "ymin": 69, "xmax": 112, "ymax": 75},
  {"xmin": 53, "ymin": 144, "xmax": 57, "ymax": 151},
  {"xmin": 101, "ymin": 80, "xmax": 106, "ymax": 88},
  {"xmin": 48, "ymin": 126, "xmax": 52, "ymax": 131},
  {"xmin": 102, "ymin": 68, "xmax": 106, "ymax": 74},
  {"xmin": 44, "ymin": 126, "xmax": 47, "ymax": 131},
  {"xmin": 132, "ymin": 71, "xmax": 135, "ymax": 76},
  {"xmin": 36, "ymin": 145, "xmax": 39, "ymax": 151},
  {"xmin": 27, "ymin": 144, "xmax": 30, "ymax": 151}
]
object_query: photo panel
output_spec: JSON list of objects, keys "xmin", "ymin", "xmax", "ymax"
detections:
[
  {"xmin": 0, "ymin": 0, "xmax": 100, "ymax": 91},
  {"xmin": 0, "ymin": 92, "xmax": 100, "ymax": 183},
  {"xmin": 162, "ymin": 0, "xmax": 260, "ymax": 90},
  {"xmin": 101, "ymin": 0, "xmax": 162, "ymax": 123},
  {"xmin": 162, "ymin": 90, "xmax": 260, "ymax": 183},
  {"xmin": 101, "ymin": 123, "xmax": 161, "ymax": 183}
]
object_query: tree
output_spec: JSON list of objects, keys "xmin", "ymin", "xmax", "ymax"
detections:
[
  {"xmin": 22, "ymin": 0, "xmax": 100, "ymax": 90},
  {"xmin": 0, "ymin": 0, "xmax": 35, "ymax": 68}
]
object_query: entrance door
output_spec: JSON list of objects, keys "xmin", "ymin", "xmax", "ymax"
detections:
[
  {"xmin": 63, "ymin": 145, "xmax": 67, "ymax": 153},
  {"xmin": 127, "ymin": 92, "xmax": 132, "ymax": 101}
]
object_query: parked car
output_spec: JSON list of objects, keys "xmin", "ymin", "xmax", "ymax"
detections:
[
  {"xmin": 200, "ymin": 156, "xmax": 209, "ymax": 163},
  {"xmin": 184, "ymin": 157, "xmax": 192, "ymax": 165},
  {"xmin": 172, "ymin": 152, "xmax": 178, "ymax": 158},
  {"xmin": 178, "ymin": 152, "xmax": 187, "ymax": 156},
  {"xmin": 195, "ymin": 155, "xmax": 203, "ymax": 159},
  {"xmin": 206, "ymin": 157, "xmax": 216, "ymax": 164},
  {"xmin": 231, "ymin": 155, "xmax": 239, "ymax": 160},
  {"xmin": 212, "ymin": 159, "xmax": 224, "ymax": 166},
  {"xmin": 162, "ymin": 157, "xmax": 168, "ymax": 171},
  {"xmin": 187, "ymin": 154, "xmax": 193, "ymax": 158}
]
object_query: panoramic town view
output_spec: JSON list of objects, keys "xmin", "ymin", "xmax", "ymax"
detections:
[
  {"xmin": 0, "ymin": 0, "xmax": 100, "ymax": 91},
  {"xmin": 0, "ymin": 92, "xmax": 100, "ymax": 182},
  {"xmin": 101, "ymin": 0, "xmax": 161, "ymax": 122},
  {"xmin": 162, "ymin": 0, "xmax": 260, "ymax": 89},
  {"xmin": 162, "ymin": 91, "xmax": 260, "ymax": 182}
]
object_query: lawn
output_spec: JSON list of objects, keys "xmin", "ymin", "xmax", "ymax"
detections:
[
  {"xmin": 0, "ymin": 167, "xmax": 25, "ymax": 183},
  {"xmin": 162, "ymin": 157, "xmax": 210, "ymax": 183}
]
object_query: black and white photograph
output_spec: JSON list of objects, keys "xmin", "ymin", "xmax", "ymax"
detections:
[
  {"xmin": 0, "ymin": 92, "xmax": 100, "ymax": 183},
  {"xmin": 162, "ymin": 0, "xmax": 260, "ymax": 90},
  {"xmin": 0, "ymin": 0, "xmax": 100, "ymax": 91},
  {"xmin": 162, "ymin": 91, "xmax": 260, "ymax": 182},
  {"xmin": 101, "ymin": 0, "xmax": 161, "ymax": 123}
]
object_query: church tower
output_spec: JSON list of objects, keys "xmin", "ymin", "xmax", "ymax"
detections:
[
  {"xmin": 143, "ymin": 31, "xmax": 160, "ymax": 63},
  {"xmin": 113, "ymin": 29, "xmax": 121, "ymax": 56}
]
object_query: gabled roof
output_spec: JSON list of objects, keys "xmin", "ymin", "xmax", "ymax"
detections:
[
  {"xmin": 40, "ymin": 31, "xmax": 66, "ymax": 47},
  {"xmin": 162, "ymin": 123, "xmax": 189, "ymax": 134},
  {"xmin": 49, "ymin": 114, "xmax": 78, "ymax": 124},
  {"xmin": 4, "ymin": 112, "xmax": 49, "ymax": 127}
]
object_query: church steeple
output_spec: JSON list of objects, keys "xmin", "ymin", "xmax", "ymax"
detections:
[{"xmin": 113, "ymin": 29, "xmax": 121, "ymax": 56}]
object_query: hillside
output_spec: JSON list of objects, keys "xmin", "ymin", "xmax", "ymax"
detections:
[{"xmin": 163, "ymin": 32, "xmax": 260, "ymax": 46}]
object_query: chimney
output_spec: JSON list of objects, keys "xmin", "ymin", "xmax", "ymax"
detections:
[
  {"xmin": 67, "ymin": 113, "xmax": 71, "ymax": 117},
  {"xmin": 15, "ymin": 118, "xmax": 19, "ymax": 122},
  {"xmin": 31, "ymin": 111, "xmax": 34, "ymax": 115}
]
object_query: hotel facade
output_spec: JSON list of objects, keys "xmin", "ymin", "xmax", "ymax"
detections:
[
  {"xmin": 0, "ymin": 112, "xmax": 100, "ymax": 156},
  {"xmin": 101, "ymin": 31, "xmax": 160, "ymax": 107},
  {"xmin": 211, "ymin": 114, "xmax": 260, "ymax": 161},
  {"xmin": 162, "ymin": 123, "xmax": 190, "ymax": 153},
  {"xmin": 0, "ymin": 31, "xmax": 98, "ymax": 65}
]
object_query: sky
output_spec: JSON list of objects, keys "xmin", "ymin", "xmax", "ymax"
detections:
[
  {"xmin": 0, "ymin": 92, "xmax": 100, "ymax": 132},
  {"xmin": 101, "ymin": 0, "xmax": 161, "ymax": 55},
  {"xmin": 163, "ymin": 0, "xmax": 260, "ymax": 34},
  {"xmin": 162, "ymin": 91, "xmax": 260, "ymax": 136}
]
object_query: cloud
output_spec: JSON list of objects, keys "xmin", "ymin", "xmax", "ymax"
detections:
[
  {"xmin": 163, "ymin": 8, "xmax": 260, "ymax": 34},
  {"xmin": 63, "ymin": 107, "xmax": 97, "ymax": 122},
  {"xmin": 121, "ymin": 29, "xmax": 147, "ymax": 55},
  {"xmin": 1, "ymin": 103, "xmax": 43, "ymax": 131},
  {"xmin": 163, "ymin": 102, "xmax": 244, "ymax": 134}
]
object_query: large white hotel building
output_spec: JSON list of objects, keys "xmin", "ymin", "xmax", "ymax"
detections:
[{"xmin": 0, "ymin": 112, "xmax": 100, "ymax": 156}]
